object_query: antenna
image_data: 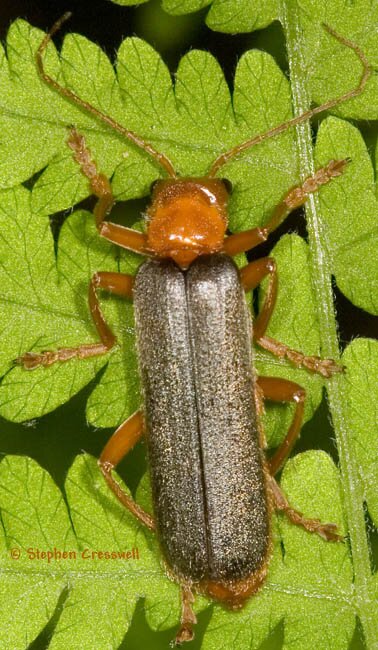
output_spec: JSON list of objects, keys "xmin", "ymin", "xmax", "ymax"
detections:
[
  {"xmin": 36, "ymin": 13, "xmax": 177, "ymax": 178},
  {"xmin": 207, "ymin": 25, "xmax": 371, "ymax": 178}
]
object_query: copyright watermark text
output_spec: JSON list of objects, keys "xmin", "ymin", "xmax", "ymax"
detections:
[{"xmin": 9, "ymin": 547, "xmax": 140, "ymax": 563}]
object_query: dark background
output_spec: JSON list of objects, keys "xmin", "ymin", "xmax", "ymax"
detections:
[{"xmin": 0, "ymin": 1, "xmax": 376, "ymax": 648}]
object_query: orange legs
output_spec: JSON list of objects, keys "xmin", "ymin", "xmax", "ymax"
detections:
[
  {"xmin": 256, "ymin": 336, "xmax": 343, "ymax": 378},
  {"xmin": 175, "ymin": 585, "xmax": 197, "ymax": 645},
  {"xmin": 68, "ymin": 128, "xmax": 149, "ymax": 254},
  {"xmin": 98, "ymin": 411, "xmax": 155, "ymax": 531},
  {"xmin": 240, "ymin": 257, "xmax": 278, "ymax": 340},
  {"xmin": 232, "ymin": 162, "xmax": 348, "ymax": 378},
  {"xmin": 224, "ymin": 159, "xmax": 349, "ymax": 257},
  {"xmin": 257, "ymin": 376, "xmax": 342, "ymax": 542},
  {"xmin": 16, "ymin": 130, "xmax": 147, "ymax": 370},
  {"xmin": 257, "ymin": 377, "xmax": 306, "ymax": 477},
  {"xmin": 17, "ymin": 271, "xmax": 134, "ymax": 369},
  {"xmin": 68, "ymin": 127, "xmax": 114, "ymax": 227},
  {"xmin": 98, "ymin": 412, "xmax": 199, "ymax": 645},
  {"xmin": 240, "ymin": 255, "xmax": 342, "ymax": 377},
  {"xmin": 269, "ymin": 476, "xmax": 341, "ymax": 541}
]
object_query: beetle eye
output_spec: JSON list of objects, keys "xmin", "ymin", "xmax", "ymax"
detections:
[{"xmin": 221, "ymin": 178, "xmax": 233, "ymax": 194}]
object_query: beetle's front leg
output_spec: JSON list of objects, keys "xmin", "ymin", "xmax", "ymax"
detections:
[
  {"xmin": 17, "ymin": 271, "xmax": 134, "ymax": 369},
  {"xmin": 68, "ymin": 128, "xmax": 149, "ymax": 255},
  {"xmin": 227, "ymin": 161, "xmax": 349, "ymax": 378},
  {"xmin": 224, "ymin": 159, "xmax": 349, "ymax": 256},
  {"xmin": 68, "ymin": 127, "xmax": 114, "ymax": 227}
]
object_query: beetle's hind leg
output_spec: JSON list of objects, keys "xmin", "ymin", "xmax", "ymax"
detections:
[
  {"xmin": 16, "ymin": 271, "xmax": 134, "ymax": 369},
  {"xmin": 269, "ymin": 476, "xmax": 341, "ymax": 542},
  {"xmin": 101, "ymin": 412, "xmax": 197, "ymax": 643},
  {"xmin": 99, "ymin": 410, "xmax": 155, "ymax": 530},
  {"xmin": 174, "ymin": 585, "xmax": 197, "ymax": 645},
  {"xmin": 258, "ymin": 376, "xmax": 342, "ymax": 542}
]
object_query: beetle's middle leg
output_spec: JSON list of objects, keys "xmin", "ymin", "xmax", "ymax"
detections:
[
  {"xmin": 226, "ymin": 161, "xmax": 349, "ymax": 378},
  {"xmin": 17, "ymin": 271, "xmax": 134, "ymax": 369},
  {"xmin": 257, "ymin": 376, "xmax": 306, "ymax": 476},
  {"xmin": 258, "ymin": 376, "xmax": 342, "ymax": 541},
  {"xmin": 240, "ymin": 258, "xmax": 342, "ymax": 377}
]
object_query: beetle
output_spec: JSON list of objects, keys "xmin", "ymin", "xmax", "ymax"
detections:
[{"xmin": 16, "ymin": 13, "xmax": 371, "ymax": 645}]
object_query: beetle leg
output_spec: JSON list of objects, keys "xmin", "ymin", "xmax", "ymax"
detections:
[
  {"xmin": 223, "ymin": 159, "xmax": 349, "ymax": 256},
  {"xmin": 254, "ymin": 380, "xmax": 268, "ymax": 449},
  {"xmin": 257, "ymin": 376, "xmax": 305, "ymax": 476},
  {"xmin": 98, "ymin": 221, "xmax": 149, "ymax": 255},
  {"xmin": 268, "ymin": 476, "xmax": 342, "ymax": 542},
  {"xmin": 240, "ymin": 258, "xmax": 342, "ymax": 378},
  {"xmin": 68, "ymin": 128, "xmax": 148, "ymax": 254},
  {"xmin": 258, "ymin": 377, "xmax": 342, "ymax": 541},
  {"xmin": 256, "ymin": 335, "xmax": 343, "ymax": 378},
  {"xmin": 240, "ymin": 257, "xmax": 277, "ymax": 340},
  {"xmin": 98, "ymin": 410, "xmax": 155, "ymax": 531},
  {"xmin": 175, "ymin": 584, "xmax": 197, "ymax": 645},
  {"xmin": 68, "ymin": 127, "xmax": 114, "ymax": 227},
  {"xmin": 16, "ymin": 271, "xmax": 134, "ymax": 369}
]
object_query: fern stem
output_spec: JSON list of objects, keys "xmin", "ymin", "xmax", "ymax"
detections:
[{"xmin": 281, "ymin": 3, "xmax": 376, "ymax": 647}]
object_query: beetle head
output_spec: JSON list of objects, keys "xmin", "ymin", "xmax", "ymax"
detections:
[{"xmin": 145, "ymin": 178, "xmax": 230, "ymax": 269}]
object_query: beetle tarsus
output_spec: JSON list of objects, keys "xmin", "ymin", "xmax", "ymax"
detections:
[
  {"xmin": 67, "ymin": 128, "xmax": 115, "ymax": 227},
  {"xmin": 174, "ymin": 625, "xmax": 194, "ymax": 645},
  {"xmin": 14, "ymin": 343, "xmax": 111, "ymax": 369},
  {"xmin": 284, "ymin": 159, "xmax": 351, "ymax": 210},
  {"xmin": 315, "ymin": 522, "xmax": 343, "ymax": 542},
  {"xmin": 256, "ymin": 335, "xmax": 344, "ymax": 378},
  {"xmin": 14, "ymin": 352, "xmax": 42, "ymax": 370},
  {"xmin": 173, "ymin": 585, "xmax": 196, "ymax": 645},
  {"xmin": 270, "ymin": 476, "xmax": 343, "ymax": 542}
]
